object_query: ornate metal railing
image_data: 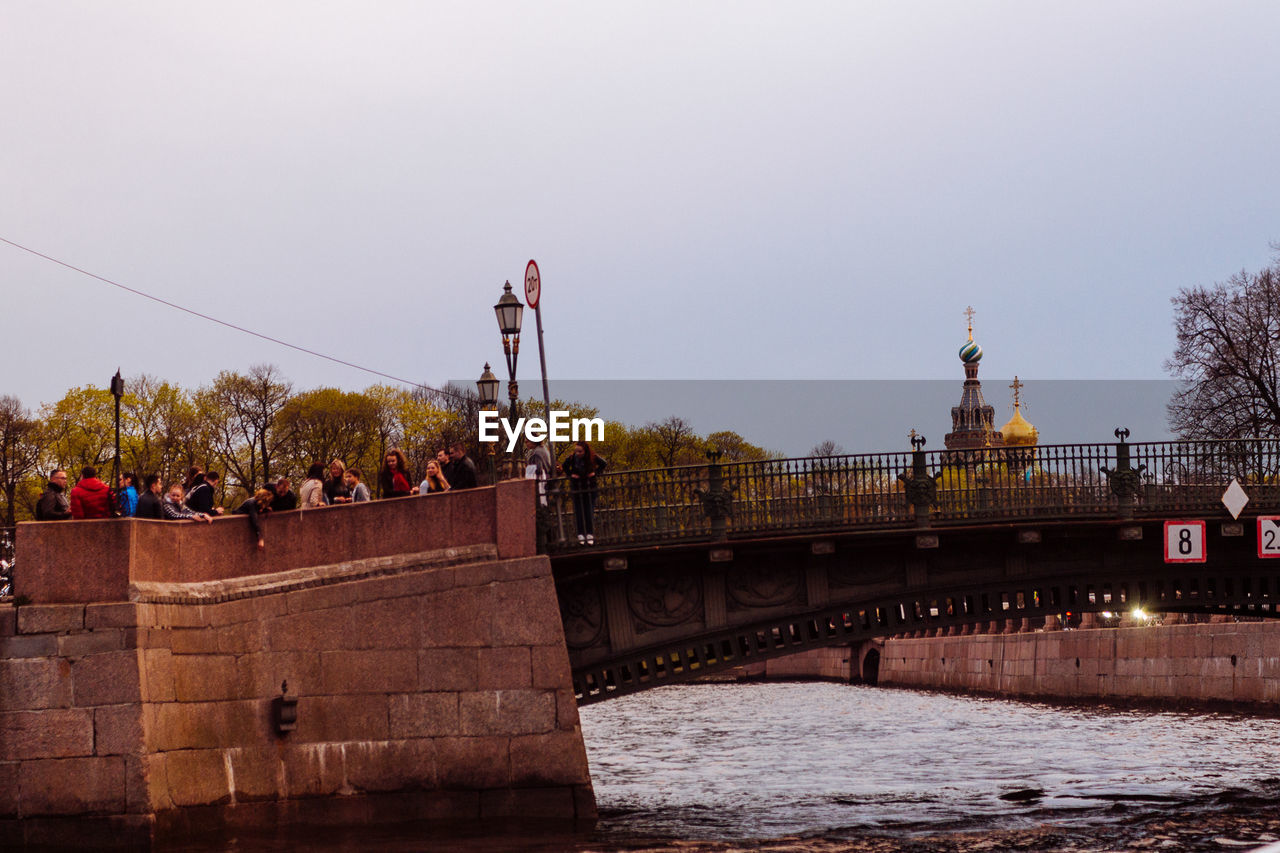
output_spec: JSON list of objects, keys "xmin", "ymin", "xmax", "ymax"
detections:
[{"xmin": 546, "ymin": 437, "xmax": 1280, "ymax": 551}]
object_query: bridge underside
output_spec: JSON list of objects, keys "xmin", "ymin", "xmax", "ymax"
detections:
[{"xmin": 553, "ymin": 519, "xmax": 1279, "ymax": 704}]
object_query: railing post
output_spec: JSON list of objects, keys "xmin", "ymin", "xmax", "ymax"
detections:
[
  {"xmin": 898, "ymin": 434, "xmax": 940, "ymax": 528},
  {"xmin": 1100, "ymin": 427, "xmax": 1146, "ymax": 520},
  {"xmin": 695, "ymin": 449, "xmax": 732, "ymax": 542}
]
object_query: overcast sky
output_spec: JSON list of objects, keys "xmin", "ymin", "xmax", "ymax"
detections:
[{"xmin": 4, "ymin": 2, "xmax": 1278, "ymax": 448}]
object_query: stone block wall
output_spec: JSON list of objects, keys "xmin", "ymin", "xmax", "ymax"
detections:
[
  {"xmin": 878, "ymin": 622, "xmax": 1280, "ymax": 707},
  {"xmin": 1, "ymin": 480, "xmax": 595, "ymax": 846},
  {"xmin": 737, "ymin": 645, "xmax": 854, "ymax": 682}
]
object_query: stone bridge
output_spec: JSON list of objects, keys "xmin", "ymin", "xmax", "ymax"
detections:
[
  {"xmin": 4, "ymin": 436, "xmax": 1280, "ymax": 843},
  {"xmin": 545, "ymin": 437, "xmax": 1280, "ymax": 703}
]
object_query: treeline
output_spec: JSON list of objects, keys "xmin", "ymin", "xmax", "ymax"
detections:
[{"xmin": 0, "ymin": 365, "xmax": 776, "ymax": 525}]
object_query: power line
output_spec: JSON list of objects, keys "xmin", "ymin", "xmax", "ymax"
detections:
[{"xmin": 0, "ymin": 235, "xmax": 473, "ymax": 403}]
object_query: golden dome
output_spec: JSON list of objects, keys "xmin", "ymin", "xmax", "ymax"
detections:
[{"xmin": 1000, "ymin": 404, "xmax": 1038, "ymax": 447}]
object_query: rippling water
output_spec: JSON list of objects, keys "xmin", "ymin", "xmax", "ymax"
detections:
[{"xmin": 580, "ymin": 682, "xmax": 1280, "ymax": 842}]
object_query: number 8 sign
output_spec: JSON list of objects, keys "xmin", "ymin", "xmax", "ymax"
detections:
[{"xmin": 1164, "ymin": 521, "xmax": 1206, "ymax": 563}]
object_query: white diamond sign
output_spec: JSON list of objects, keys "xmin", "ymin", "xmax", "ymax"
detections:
[{"xmin": 1222, "ymin": 478, "xmax": 1249, "ymax": 520}]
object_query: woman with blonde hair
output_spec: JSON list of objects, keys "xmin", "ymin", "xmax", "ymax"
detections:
[
  {"xmin": 324, "ymin": 459, "xmax": 351, "ymax": 504},
  {"xmin": 419, "ymin": 459, "xmax": 450, "ymax": 495}
]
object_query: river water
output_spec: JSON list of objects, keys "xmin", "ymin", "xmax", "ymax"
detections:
[
  {"xmin": 160, "ymin": 682, "xmax": 1280, "ymax": 851},
  {"xmin": 579, "ymin": 682, "xmax": 1280, "ymax": 847}
]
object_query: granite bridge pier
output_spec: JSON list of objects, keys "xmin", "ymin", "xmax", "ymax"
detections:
[{"xmin": 1, "ymin": 479, "xmax": 594, "ymax": 848}]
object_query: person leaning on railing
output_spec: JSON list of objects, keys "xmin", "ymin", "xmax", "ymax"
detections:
[
  {"xmin": 162, "ymin": 483, "xmax": 214, "ymax": 524},
  {"xmin": 233, "ymin": 488, "xmax": 274, "ymax": 551},
  {"xmin": 561, "ymin": 441, "xmax": 607, "ymax": 545}
]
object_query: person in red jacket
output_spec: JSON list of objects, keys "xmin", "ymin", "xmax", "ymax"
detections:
[{"xmin": 70, "ymin": 466, "xmax": 114, "ymax": 519}]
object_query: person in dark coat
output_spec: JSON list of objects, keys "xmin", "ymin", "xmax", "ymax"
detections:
[
  {"xmin": 36, "ymin": 469, "xmax": 72, "ymax": 520},
  {"xmin": 70, "ymin": 466, "xmax": 114, "ymax": 519},
  {"xmin": 186, "ymin": 471, "xmax": 224, "ymax": 516},
  {"xmin": 272, "ymin": 477, "xmax": 298, "ymax": 511},
  {"xmin": 135, "ymin": 474, "xmax": 164, "ymax": 520},
  {"xmin": 234, "ymin": 488, "xmax": 274, "ymax": 551},
  {"xmin": 446, "ymin": 442, "xmax": 478, "ymax": 490},
  {"xmin": 561, "ymin": 441, "xmax": 607, "ymax": 544},
  {"xmin": 323, "ymin": 460, "xmax": 352, "ymax": 504}
]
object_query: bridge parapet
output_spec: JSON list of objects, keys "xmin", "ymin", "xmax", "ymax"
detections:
[{"xmin": 16, "ymin": 479, "xmax": 536, "ymax": 604}]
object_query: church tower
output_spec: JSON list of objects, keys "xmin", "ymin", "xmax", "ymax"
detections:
[{"xmin": 944, "ymin": 307, "xmax": 1003, "ymax": 451}]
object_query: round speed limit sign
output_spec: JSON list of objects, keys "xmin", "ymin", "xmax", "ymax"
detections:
[
  {"xmin": 1164, "ymin": 520, "xmax": 1206, "ymax": 563},
  {"xmin": 524, "ymin": 260, "xmax": 540, "ymax": 309}
]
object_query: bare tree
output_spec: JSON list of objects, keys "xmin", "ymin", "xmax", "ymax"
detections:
[
  {"xmin": 0, "ymin": 396, "xmax": 41, "ymax": 526},
  {"xmin": 196, "ymin": 364, "xmax": 293, "ymax": 490},
  {"xmin": 810, "ymin": 440, "xmax": 845, "ymax": 457},
  {"xmin": 648, "ymin": 416, "xmax": 697, "ymax": 468},
  {"xmin": 1166, "ymin": 259, "xmax": 1280, "ymax": 439}
]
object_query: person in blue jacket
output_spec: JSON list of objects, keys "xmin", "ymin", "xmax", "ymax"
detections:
[{"xmin": 117, "ymin": 472, "xmax": 139, "ymax": 517}]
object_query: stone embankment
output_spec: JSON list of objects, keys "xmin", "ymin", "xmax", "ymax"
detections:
[
  {"xmin": 740, "ymin": 614, "xmax": 1280, "ymax": 711},
  {"xmin": 878, "ymin": 615, "xmax": 1280, "ymax": 708}
]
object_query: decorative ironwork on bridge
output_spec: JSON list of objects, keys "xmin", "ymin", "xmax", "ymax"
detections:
[{"xmin": 545, "ymin": 437, "xmax": 1280, "ymax": 552}]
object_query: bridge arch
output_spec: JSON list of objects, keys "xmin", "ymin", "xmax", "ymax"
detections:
[{"xmin": 554, "ymin": 518, "xmax": 1280, "ymax": 704}]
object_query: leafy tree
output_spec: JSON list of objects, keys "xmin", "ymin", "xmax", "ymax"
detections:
[
  {"xmin": 276, "ymin": 388, "xmax": 382, "ymax": 478},
  {"xmin": 704, "ymin": 430, "xmax": 775, "ymax": 462},
  {"xmin": 121, "ymin": 375, "xmax": 200, "ymax": 481},
  {"xmin": 38, "ymin": 386, "xmax": 117, "ymax": 474},
  {"xmin": 1166, "ymin": 256, "xmax": 1280, "ymax": 439}
]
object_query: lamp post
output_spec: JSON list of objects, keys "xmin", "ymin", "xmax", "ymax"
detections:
[
  {"xmin": 110, "ymin": 369, "xmax": 124, "ymax": 507},
  {"xmin": 476, "ymin": 363, "xmax": 499, "ymax": 485},
  {"xmin": 493, "ymin": 281, "xmax": 524, "ymax": 478}
]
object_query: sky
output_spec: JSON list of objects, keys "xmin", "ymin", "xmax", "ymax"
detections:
[{"xmin": 4, "ymin": 2, "xmax": 1279, "ymax": 452}]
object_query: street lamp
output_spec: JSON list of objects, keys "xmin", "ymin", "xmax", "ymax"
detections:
[
  {"xmin": 493, "ymin": 281, "xmax": 524, "ymax": 476},
  {"xmin": 476, "ymin": 363, "xmax": 499, "ymax": 484},
  {"xmin": 476, "ymin": 362, "xmax": 500, "ymax": 409},
  {"xmin": 110, "ymin": 369, "xmax": 124, "ymax": 508}
]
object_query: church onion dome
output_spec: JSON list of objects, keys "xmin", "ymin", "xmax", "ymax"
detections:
[
  {"xmin": 1001, "ymin": 405, "xmax": 1039, "ymax": 446},
  {"xmin": 959, "ymin": 339, "xmax": 983, "ymax": 363}
]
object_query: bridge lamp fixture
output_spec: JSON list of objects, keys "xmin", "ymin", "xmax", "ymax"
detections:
[
  {"xmin": 493, "ymin": 281, "xmax": 525, "ymax": 476},
  {"xmin": 477, "ymin": 363, "xmax": 500, "ymax": 484},
  {"xmin": 1130, "ymin": 607, "xmax": 1150, "ymax": 622},
  {"xmin": 476, "ymin": 363, "xmax": 500, "ymax": 410},
  {"xmin": 494, "ymin": 281, "xmax": 524, "ymax": 339}
]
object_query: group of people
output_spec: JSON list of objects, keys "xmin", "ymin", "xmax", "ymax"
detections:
[{"xmin": 32, "ymin": 439, "xmax": 608, "ymax": 546}]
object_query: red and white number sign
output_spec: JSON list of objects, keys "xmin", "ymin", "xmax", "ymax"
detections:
[{"xmin": 1164, "ymin": 520, "xmax": 1206, "ymax": 563}]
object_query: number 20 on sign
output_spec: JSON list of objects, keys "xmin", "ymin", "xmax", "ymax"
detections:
[
  {"xmin": 1164, "ymin": 521, "xmax": 1206, "ymax": 563},
  {"xmin": 1259, "ymin": 517, "xmax": 1280, "ymax": 559}
]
